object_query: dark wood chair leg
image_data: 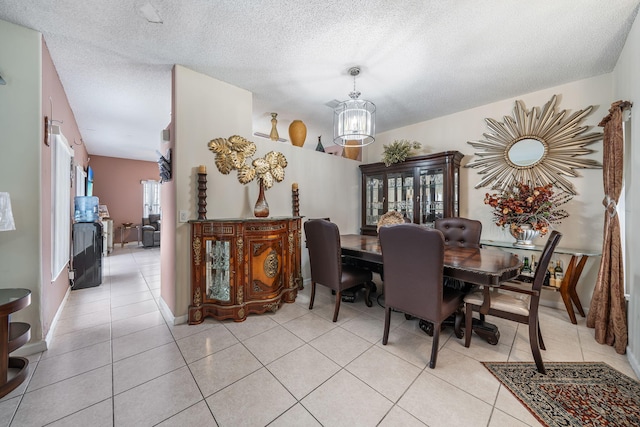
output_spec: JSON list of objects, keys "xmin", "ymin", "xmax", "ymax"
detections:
[
  {"xmin": 429, "ymin": 323, "xmax": 441, "ymax": 369},
  {"xmin": 529, "ymin": 320, "xmax": 546, "ymax": 374},
  {"xmin": 537, "ymin": 321, "xmax": 546, "ymax": 351},
  {"xmin": 364, "ymin": 281, "xmax": 373, "ymax": 307},
  {"xmin": 382, "ymin": 307, "xmax": 391, "ymax": 345},
  {"xmin": 309, "ymin": 282, "xmax": 316, "ymax": 310},
  {"xmin": 333, "ymin": 291, "xmax": 341, "ymax": 322},
  {"xmin": 464, "ymin": 304, "xmax": 473, "ymax": 348}
]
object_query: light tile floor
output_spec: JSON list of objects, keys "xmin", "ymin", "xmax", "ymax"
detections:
[{"xmin": 2, "ymin": 245, "xmax": 637, "ymax": 426}]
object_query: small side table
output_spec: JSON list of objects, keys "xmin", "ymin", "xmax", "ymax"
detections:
[
  {"xmin": 481, "ymin": 239, "xmax": 601, "ymax": 324},
  {"xmin": 0, "ymin": 288, "xmax": 31, "ymax": 398},
  {"xmin": 120, "ymin": 223, "xmax": 134, "ymax": 248}
]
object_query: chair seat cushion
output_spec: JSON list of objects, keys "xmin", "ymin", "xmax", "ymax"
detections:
[{"xmin": 464, "ymin": 290, "xmax": 530, "ymax": 316}]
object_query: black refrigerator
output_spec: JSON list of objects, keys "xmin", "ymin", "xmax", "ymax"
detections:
[{"xmin": 72, "ymin": 222, "xmax": 103, "ymax": 289}]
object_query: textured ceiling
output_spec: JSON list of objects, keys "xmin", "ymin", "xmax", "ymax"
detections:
[{"xmin": 1, "ymin": 1, "xmax": 639, "ymax": 161}]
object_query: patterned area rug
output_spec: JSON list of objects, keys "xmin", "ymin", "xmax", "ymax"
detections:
[{"xmin": 483, "ymin": 362, "xmax": 640, "ymax": 427}]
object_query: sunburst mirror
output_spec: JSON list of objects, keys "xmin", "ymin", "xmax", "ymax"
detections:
[{"xmin": 465, "ymin": 95, "xmax": 603, "ymax": 195}]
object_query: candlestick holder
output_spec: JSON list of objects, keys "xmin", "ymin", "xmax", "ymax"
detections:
[
  {"xmin": 292, "ymin": 183, "xmax": 299, "ymax": 217},
  {"xmin": 197, "ymin": 172, "xmax": 207, "ymax": 220}
]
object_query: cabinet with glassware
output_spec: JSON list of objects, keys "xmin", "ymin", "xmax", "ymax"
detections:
[
  {"xmin": 359, "ymin": 151, "xmax": 463, "ymax": 235},
  {"xmin": 188, "ymin": 217, "xmax": 301, "ymax": 323}
]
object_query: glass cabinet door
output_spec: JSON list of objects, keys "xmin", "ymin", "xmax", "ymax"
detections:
[
  {"xmin": 206, "ymin": 239, "xmax": 230, "ymax": 302},
  {"xmin": 364, "ymin": 174, "xmax": 385, "ymax": 227},
  {"xmin": 418, "ymin": 167, "xmax": 444, "ymax": 226},
  {"xmin": 359, "ymin": 151, "xmax": 463, "ymax": 235},
  {"xmin": 454, "ymin": 169, "xmax": 459, "ymax": 217},
  {"xmin": 387, "ymin": 172, "xmax": 414, "ymax": 221}
]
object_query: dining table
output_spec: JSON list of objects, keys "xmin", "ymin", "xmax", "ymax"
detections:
[{"xmin": 340, "ymin": 234, "xmax": 523, "ymax": 343}]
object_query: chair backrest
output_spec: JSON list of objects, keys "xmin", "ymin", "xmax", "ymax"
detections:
[
  {"xmin": 304, "ymin": 219, "xmax": 342, "ymax": 290},
  {"xmin": 531, "ymin": 230, "xmax": 562, "ymax": 293},
  {"xmin": 379, "ymin": 224, "xmax": 445, "ymax": 318},
  {"xmin": 434, "ymin": 217, "xmax": 482, "ymax": 248},
  {"xmin": 143, "ymin": 214, "xmax": 161, "ymax": 230}
]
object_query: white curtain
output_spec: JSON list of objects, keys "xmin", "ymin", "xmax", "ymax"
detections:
[
  {"xmin": 53, "ymin": 133, "xmax": 72, "ymax": 280},
  {"xmin": 142, "ymin": 180, "xmax": 161, "ymax": 217}
]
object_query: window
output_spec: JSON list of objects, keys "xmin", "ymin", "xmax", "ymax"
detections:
[{"xmin": 142, "ymin": 180, "xmax": 161, "ymax": 218}]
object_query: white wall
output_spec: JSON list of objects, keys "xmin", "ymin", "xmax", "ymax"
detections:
[
  {"xmin": 168, "ymin": 65, "xmax": 361, "ymax": 319},
  {"xmin": 613, "ymin": 8, "xmax": 640, "ymax": 376},
  {"xmin": 0, "ymin": 20, "xmax": 43, "ymax": 342},
  {"xmin": 363, "ymin": 74, "xmax": 614, "ymax": 314}
]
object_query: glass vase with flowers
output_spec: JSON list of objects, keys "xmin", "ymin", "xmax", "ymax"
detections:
[{"xmin": 484, "ymin": 182, "xmax": 572, "ymax": 247}]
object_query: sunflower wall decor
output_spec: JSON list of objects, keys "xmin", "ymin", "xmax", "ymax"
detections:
[{"xmin": 465, "ymin": 95, "xmax": 603, "ymax": 195}]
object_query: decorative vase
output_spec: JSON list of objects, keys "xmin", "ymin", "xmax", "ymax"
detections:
[
  {"xmin": 315, "ymin": 135, "xmax": 325, "ymax": 153},
  {"xmin": 269, "ymin": 113, "xmax": 279, "ymax": 141},
  {"xmin": 254, "ymin": 180, "xmax": 269, "ymax": 217},
  {"xmin": 509, "ymin": 224, "xmax": 539, "ymax": 248},
  {"xmin": 289, "ymin": 120, "xmax": 307, "ymax": 147},
  {"xmin": 343, "ymin": 140, "xmax": 361, "ymax": 160}
]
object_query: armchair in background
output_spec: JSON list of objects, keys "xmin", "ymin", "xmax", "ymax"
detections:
[{"xmin": 142, "ymin": 214, "xmax": 161, "ymax": 247}]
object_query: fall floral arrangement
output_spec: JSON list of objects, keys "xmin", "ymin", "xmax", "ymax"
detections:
[
  {"xmin": 381, "ymin": 139, "xmax": 422, "ymax": 167},
  {"xmin": 484, "ymin": 182, "xmax": 572, "ymax": 236},
  {"xmin": 208, "ymin": 135, "xmax": 287, "ymax": 188}
]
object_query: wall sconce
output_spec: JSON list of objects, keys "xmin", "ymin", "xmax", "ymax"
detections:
[
  {"xmin": 0, "ymin": 74, "xmax": 6, "ymax": 85},
  {"xmin": 43, "ymin": 116, "xmax": 63, "ymax": 146},
  {"xmin": 0, "ymin": 192, "xmax": 16, "ymax": 232}
]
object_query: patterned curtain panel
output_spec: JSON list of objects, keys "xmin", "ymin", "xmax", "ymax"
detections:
[{"xmin": 587, "ymin": 100, "xmax": 632, "ymax": 354}]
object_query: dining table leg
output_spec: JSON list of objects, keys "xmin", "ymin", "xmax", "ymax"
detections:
[
  {"xmin": 469, "ymin": 287, "xmax": 500, "ymax": 345},
  {"xmin": 559, "ymin": 254, "xmax": 588, "ymax": 324}
]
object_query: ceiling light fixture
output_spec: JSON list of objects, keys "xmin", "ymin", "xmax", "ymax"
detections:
[{"xmin": 333, "ymin": 66, "xmax": 376, "ymax": 147}]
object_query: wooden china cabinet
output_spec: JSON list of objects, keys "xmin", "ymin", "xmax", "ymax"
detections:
[
  {"xmin": 359, "ymin": 151, "xmax": 463, "ymax": 235},
  {"xmin": 188, "ymin": 217, "xmax": 302, "ymax": 323}
]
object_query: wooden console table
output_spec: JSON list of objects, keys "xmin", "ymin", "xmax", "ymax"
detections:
[
  {"xmin": 481, "ymin": 240, "xmax": 601, "ymax": 324},
  {"xmin": 188, "ymin": 217, "xmax": 301, "ymax": 323},
  {"xmin": 0, "ymin": 288, "xmax": 31, "ymax": 398}
]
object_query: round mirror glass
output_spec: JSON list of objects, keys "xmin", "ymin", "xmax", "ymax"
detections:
[{"xmin": 508, "ymin": 138, "xmax": 545, "ymax": 167}]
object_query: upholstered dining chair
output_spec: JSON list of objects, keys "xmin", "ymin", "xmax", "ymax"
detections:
[
  {"xmin": 464, "ymin": 230, "xmax": 562, "ymax": 374},
  {"xmin": 379, "ymin": 224, "xmax": 465, "ymax": 368},
  {"xmin": 304, "ymin": 219, "xmax": 373, "ymax": 322},
  {"xmin": 434, "ymin": 217, "xmax": 482, "ymax": 249},
  {"xmin": 412, "ymin": 217, "xmax": 483, "ymax": 337},
  {"xmin": 435, "ymin": 217, "xmax": 482, "ymax": 290}
]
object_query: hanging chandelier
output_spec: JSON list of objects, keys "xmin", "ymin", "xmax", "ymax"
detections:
[{"xmin": 333, "ymin": 67, "xmax": 376, "ymax": 147}]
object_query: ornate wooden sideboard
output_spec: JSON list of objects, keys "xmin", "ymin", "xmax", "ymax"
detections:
[{"xmin": 188, "ymin": 217, "xmax": 301, "ymax": 323}]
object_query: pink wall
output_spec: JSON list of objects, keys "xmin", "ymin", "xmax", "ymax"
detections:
[
  {"xmin": 90, "ymin": 155, "xmax": 160, "ymax": 243},
  {"xmin": 41, "ymin": 40, "xmax": 89, "ymax": 336}
]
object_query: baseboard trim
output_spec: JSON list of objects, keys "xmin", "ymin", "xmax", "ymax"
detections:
[
  {"xmin": 13, "ymin": 286, "xmax": 73, "ymax": 357},
  {"xmin": 628, "ymin": 345, "xmax": 640, "ymax": 379},
  {"xmin": 158, "ymin": 296, "xmax": 187, "ymax": 325}
]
